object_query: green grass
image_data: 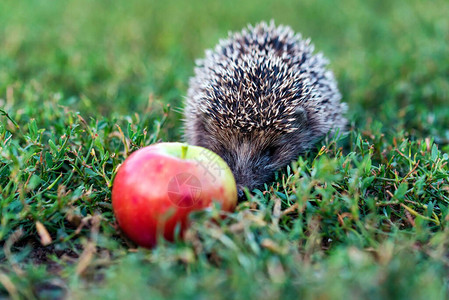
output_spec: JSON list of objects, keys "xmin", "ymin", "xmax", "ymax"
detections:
[{"xmin": 1, "ymin": 0, "xmax": 449, "ymax": 299}]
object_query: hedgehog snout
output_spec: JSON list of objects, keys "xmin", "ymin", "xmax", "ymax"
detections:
[
  {"xmin": 237, "ymin": 189, "xmax": 245, "ymax": 201},
  {"xmin": 231, "ymin": 158, "xmax": 277, "ymax": 201}
]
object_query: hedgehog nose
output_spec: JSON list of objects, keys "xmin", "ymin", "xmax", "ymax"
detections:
[{"xmin": 237, "ymin": 189, "xmax": 246, "ymax": 201}]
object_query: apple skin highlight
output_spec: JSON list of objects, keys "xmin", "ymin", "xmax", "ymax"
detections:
[{"xmin": 112, "ymin": 143, "xmax": 237, "ymax": 248}]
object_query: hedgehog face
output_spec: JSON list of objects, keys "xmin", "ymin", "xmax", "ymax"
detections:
[
  {"xmin": 186, "ymin": 119, "xmax": 305, "ymax": 199},
  {"xmin": 212, "ymin": 130, "xmax": 311, "ymax": 199}
]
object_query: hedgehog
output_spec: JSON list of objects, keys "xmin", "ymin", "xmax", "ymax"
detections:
[{"xmin": 184, "ymin": 21, "xmax": 347, "ymax": 199}]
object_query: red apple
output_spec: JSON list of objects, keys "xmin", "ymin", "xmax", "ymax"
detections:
[{"xmin": 111, "ymin": 142, "xmax": 237, "ymax": 248}]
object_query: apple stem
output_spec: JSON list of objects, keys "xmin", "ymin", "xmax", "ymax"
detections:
[{"xmin": 181, "ymin": 144, "xmax": 188, "ymax": 159}]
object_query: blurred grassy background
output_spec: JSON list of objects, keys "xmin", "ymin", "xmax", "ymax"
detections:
[{"xmin": 1, "ymin": 0, "xmax": 449, "ymax": 298}]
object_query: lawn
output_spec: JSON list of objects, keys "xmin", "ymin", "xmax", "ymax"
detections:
[{"xmin": 1, "ymin": 0, "xmax": 449, "ymax": 299}]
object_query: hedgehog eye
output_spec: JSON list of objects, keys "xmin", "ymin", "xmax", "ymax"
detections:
[{"xmin": 263, "ymin": 146, "xmax": 277, "ymax": 158}]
